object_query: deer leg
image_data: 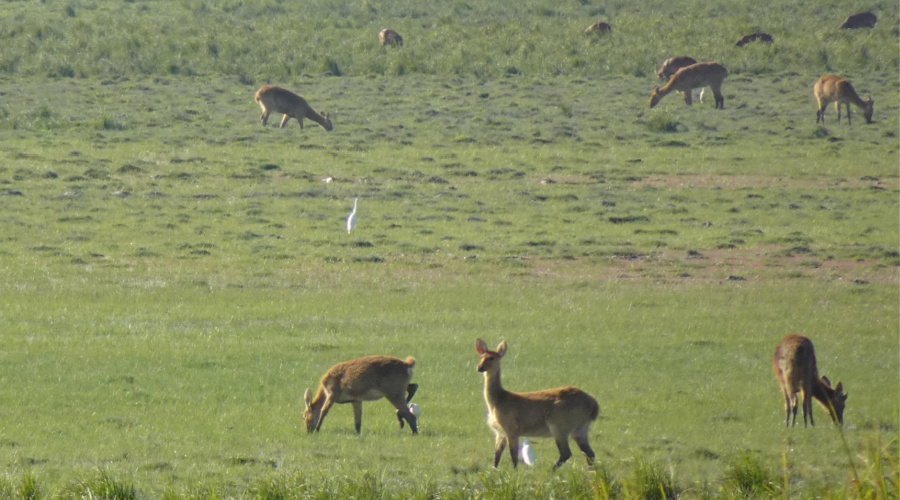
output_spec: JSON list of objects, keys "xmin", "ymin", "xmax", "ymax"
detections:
[
  {"xmin": 315, "ymin": 395, "xmax": 335, "ymax": 432},
  {"xmin": 260, "ymin": 110, "xmax": 270, "ymax": 126},
  {"xmin": 682, "ymin": 90, "xmax": 693, "ymax": 106},
  {"xmin": 507, "ymin": 436, "xmax": 521, "ymax": 468},
  {"xmin": 351, "ymin": 401, "xmax": 363, "ymax": 434},
  {"xmin": 493, "ymin": 435, "xmax": 507, "ymax": 468},
  {"xmin": 397, "ymin": 383, "xmax": 419, "ymax": 428},
  {"xmin": 279, "ymin": 114, "xmax": 290, "ymax": 128},
  {"xmin": 387, "ymin": 394, "xmax": 417, "ymax": 434},
  {"xmin": 712, "ymin": 85, "xmax": 724, "ymax": 109},
  {"xmin": 573, "ymin": 425, "xmax": 595, "ymax": 465},
  {"xmin": 834, "ymin": 103, "xmax": 842, "ymax": 124},
  {"xmin": 553, "ymin": 435, "xmax": 574, "ymax": 469},
  {"xmin": 845, "ymin": 104, "xmax": 852, "ymax": 126}
]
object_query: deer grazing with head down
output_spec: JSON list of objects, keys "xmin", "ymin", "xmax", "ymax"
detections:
[
  {"xmin": 303, "ymin": 355, "xmax": 418, "ymax": 434},
  {"xmin": 649, "ymin": 62, "xmax": 728, "ymax": 109},
  {"xmin": 773, "ymin": 334, "xmax": 847, "ymax": 428},
  {"xmin": 814, "ymin": 75, "xmax": 874, "ymax": 125},
  {"xmin": 475, "ymin": 339, "xmax": 599, "ymax": 469},
  {"xmin": 378, "ymin": 29, "xmax": 403, "ymax": 47},
  {"xmin": 839, "ymin": 12, "xmax": 877, "ymax": 29},
  {"xmin": 254, "ymin": 85, "xmax": 333, "ymax": 131}
]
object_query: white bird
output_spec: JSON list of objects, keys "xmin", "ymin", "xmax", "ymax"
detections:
[
  {"xmin": 408, "ymin": 403, "xmax": 421, "ymax": 418},
  {"xmin": 520, "ymin": 439, "xmax": 535, "ymax": 466},
  {"xmin": 346, "ymin": 197, "xmax": 358, "ymax": 234}
]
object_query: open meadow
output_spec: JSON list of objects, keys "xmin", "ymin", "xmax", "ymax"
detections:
[{"xmin": 0, "ymin": 0, "xmax": 898, "ymax": 498}]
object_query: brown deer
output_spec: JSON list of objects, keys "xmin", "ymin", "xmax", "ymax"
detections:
[
  {"xmin": 254, "ymin": 85, "xmax": 333, "ymax": 131},
  {"xmin": 773, "ymin": 334, "xmax": 847, "ymax": 427},
  {"xmin": 656, "ymin": 56, "xmax": 698, "ymax": 82},
  {"xmin": 584, "ymin": 22, "xmax": 612, "ymax": 35},
  {"xmin": 475, "ymin": 339, "xmax": 599, "ymax": 469},
  {"xmin": 814, "ymin": 75, "xmax": 874, "ymax": 125},
  {"xmin": 839, "ymin": 12, "xmax": 877, "ymax": 29},
  {"xmin": 736, "ymin": 32, "xmax": 774, "ymax": 47},
  {"xmin": 650, "ymin": 62, "xmax": 728, "ymax": 109},
  {"xmin": 303, "ymin": 356, "xmax": 419, "ymax": 434},
  {"xmin": 378, "ymin": 29, "xmax": 403, "ymax": 47}
]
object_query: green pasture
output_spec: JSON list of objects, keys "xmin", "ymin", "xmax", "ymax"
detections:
[{"xmin": 0, "ymin": 0, "xmax": 898, "ymax": 498}]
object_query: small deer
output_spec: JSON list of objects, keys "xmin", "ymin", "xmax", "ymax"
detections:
[
  {"xmin": 378, "ymin": 29, "xmax": 403, "ymax": 47},
  {"xmin": 584, "ymin": 22, "xmax": 612, "ymax": 35},
  {"xmin": 814, "ymin": 75, "xmax": 874, "ymax": 125},
  {"xmin": 475, "ymin": 339, "xmax": 599, "ymax": 469},
  {"xmin": 650, "ymin": 62, "xmax": 728, "ymax": 109},
  {"xmin": 839, "ymin": 12, "xmax": 877, "ymax": 29},
  {"xmin": 656, "ymin": 56, "xmax": 698, "ymax": 82},
  {"xmin": 254, "ymin": 85, "xmax": 333, "ymax": 131},
  {"xmin": 773, "ymin": 334, "xmax": 847, "ymax": 427},
  {"xmin": 735, "ymin": 32, "xmax": 774, "ymax": 47},
  {"xmin": 303, "ymin": 356, "xmax": 418, "ymax": 434}
]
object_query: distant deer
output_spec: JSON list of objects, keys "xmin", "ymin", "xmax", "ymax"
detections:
[
  {"xmin": 656, "ymin": 56, "xmax": 698, "ymax": 82},
  {"xmin": 378, "ymin": 29, "xmax": 403, "ymax": 47},
  {"xmin": 814, "ymin": 75, "xmax": 874, "ymax": 125},
  {"xmin": 839, "ymin": 12, "xmax": 877, "ymax": 29},
  {"xmin": 584, "ymin": 22, "xmax": 612, "ymax": 35},
  {"xmin": 303, "ymin": 356, "xmax": 419, "ymax": 434},
  {"xmin": 475, "ymin": 339, "xmax": 599, "ymax": 469},
  {"xmin": 254, "ymin": 85, "xmax": 333, "ymax": 131},
  {"xmin": 736, "ymin": 32, "xmax": 774, "ymax": 47},
  {"xmin": 650, "ymin": 62, "xmax": 728, "ymax": 109},
  {"xmin": 773, "ymin": 334, "xmax": 847, "ymax": 427}
]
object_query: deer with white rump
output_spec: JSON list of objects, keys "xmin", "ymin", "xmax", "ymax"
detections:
[
  {"xmin": 303, "ymin": 355, "xmax": 418, "ymax": 434},
  {"xmin": 475, "ymin": 339, "xmax": 599, "ymax": 469},
  {"xmin": 255, "ymin": 85, "xmax": 333, "ymax": 131}
]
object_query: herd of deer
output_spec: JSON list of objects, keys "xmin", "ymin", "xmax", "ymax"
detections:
[
  {"xmin": 300, "ymin": 335, "xmax": 845, "ymax": 469},
  {"xmin": 252, "ymin": 11, "xmax": 877, "ymax": 136}
]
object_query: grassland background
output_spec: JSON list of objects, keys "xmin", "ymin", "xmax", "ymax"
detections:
[{"xmin": 0, "ymin": 0, "xmax": 898, "ymax": 498}]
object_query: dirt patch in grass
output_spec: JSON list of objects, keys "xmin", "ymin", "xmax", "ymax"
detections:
[{"xmin": 632, "ymin": 174, "xmax": 898, "ymax": 190}]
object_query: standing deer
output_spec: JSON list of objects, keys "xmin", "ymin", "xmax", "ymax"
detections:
[
  {"xmin": 839, "ymin": 12, "xmax": 877, "ymax": 29},
  {"xmin": 656, "ymin": 56, "xmax": 698, "ymax": 82},
  {"xmin": 254, "ymin": 85, "xmax": 333, "ymax": 131},
  {"xmin": 773, "ymin": 334, "xmax": 847, "ymax": 427},
  {"xmin": 303, "ymin": 356, "xmax": 419, "ymax": 434},
  {"xmin": 814, "ymin": 75, "xmax": 874, "ymax": 125},
  {"xmin": 378, "ymin": 29, "xmax": 403, "ymax": 47},
  {"xmin": 475, "ymin": 339, "xmax": 599, "ymax": 469},
  {"xmin": 649, "ymin": 62, "xmax": 728, "ymax": 109}
]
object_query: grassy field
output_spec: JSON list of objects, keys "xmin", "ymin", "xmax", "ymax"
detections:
[{"xmin": 0, "ymin": 0, "xmax": 898, "ymax": 498}]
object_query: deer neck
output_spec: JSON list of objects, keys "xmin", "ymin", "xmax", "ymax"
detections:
[
  {"xmin": 482, "ymin": 369, "xmax": 508, "ymax": 406},
  {"xmin": 307, "ymin": 109, "xmax": 328, "ymax": 127},
  {"xmin": 811, "ymin": 381, "xmax": 838, "ymax": 421}
]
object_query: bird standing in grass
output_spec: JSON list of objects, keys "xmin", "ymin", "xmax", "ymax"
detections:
[{"xmin": 346, "ymin": 197, "xmax": 358, "ymax": 234}]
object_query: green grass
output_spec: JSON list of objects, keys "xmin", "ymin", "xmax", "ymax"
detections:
[{"xmin": 0, "ymin": 0, "xmax": 897, "ymax": 498}]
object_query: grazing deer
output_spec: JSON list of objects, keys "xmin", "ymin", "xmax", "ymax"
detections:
[
  {"xmin": 475, "ymin": 339, "xmax": 599, "ymax": 469},
  {"xmin": 584, "ymin": 22, "xmax": 612, "ymax": 35},
  {"xmin": 814, "ymin": 75, "xmax": 874, "ymax": 125},
  {"xmin": 656, "ymin": 56, "xmax": 698, "ymax": 82},
  {"xmin": 378, "ymin": 29, "xmax": 403, "ymax": 47},
  {"xmin": 839, "ymin": 12, "xmax": 877, "ymax": 29},
  {"xmin": 650, "ymin": 62, "xmax": 728, "ymax": 109},
  {"xmin": 773, "ymin": 334, "xmax": 847, "ymax": 428},
  {"xmin": 303, "ymin": 356, "xmax": 419, "ymax": 434},
  {"xmin": 736, "ymin": 32, "xmax": 774, "ymax": 47},
  {"xmin": 254, "ymin": 85, "xmax": 333, "ymax": 131}
]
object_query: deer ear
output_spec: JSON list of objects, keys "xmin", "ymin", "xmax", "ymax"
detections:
[
  {"xmin": 835, "ymin": 382, "xmax": 843, "ymax": 393},
  {"xmin": 475, "ymin": 339, "xmax": 488, "ymax": 354},
  {"xmin": 304, "ymin": 389, "xmax": 312, "ymax": 408},
  {"xmin": 653, "ymin": 86, "xmax": 660, "ymax": 92},
  {"xmin": 497, "ymin": 341, "xmax": 508, "ymax": 357},
  {"xmin": 821, "ymin": 376, "xmax": 831, "ymax": 386}
]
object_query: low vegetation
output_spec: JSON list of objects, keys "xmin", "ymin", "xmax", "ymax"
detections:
[{"xmin": 0, "ymin": 0, "xmax": 896, "ymax": 498}]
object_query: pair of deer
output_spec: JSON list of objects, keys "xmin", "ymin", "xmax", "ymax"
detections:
[
  {"xmin": 303, "ymin": 335, "xmax": 846, "ymax": 469},
  {"xmin": 650, "ymin": 58, "xmax": 873, "ymax": 125}
]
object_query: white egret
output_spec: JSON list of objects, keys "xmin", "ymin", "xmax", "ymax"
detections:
[
  {"xmin": 408, "ymin": 403, "xmax": 421, "ymax": 418},
  {"xmin": 521, "ymin": 439, "xmax": 536, "ymax": 466},
  {"xmin": 346, "ymin": 197, "xmax": 358, "ymax": 234}
]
